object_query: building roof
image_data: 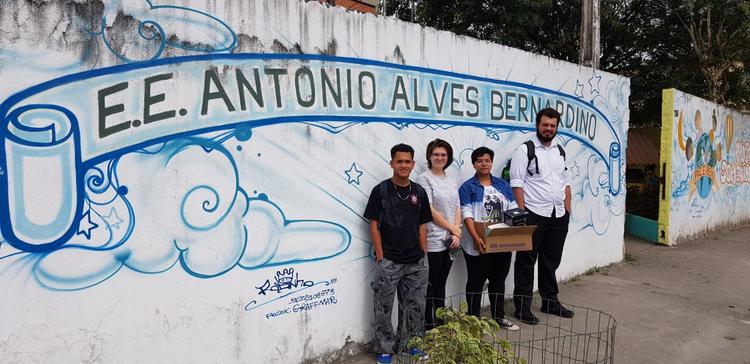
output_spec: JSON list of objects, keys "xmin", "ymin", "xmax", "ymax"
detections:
[
  {"xmin": 330, "ymin": 0, "xmax": 378, "ymax": 13},
  {"xmin": 626, "ymin": 127, "xmax": 660, "ymax": 165}
]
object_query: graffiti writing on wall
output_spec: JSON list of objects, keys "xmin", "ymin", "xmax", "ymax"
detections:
[
  {"xmin": 719, "ymin": 141, "xmax": 750, "ymax": 185},
  {"xmin": 244, "ymin": 267, "xmax": 338, "ymax": 319},
  {"xmin": 0, "ymin": 1, "xmax": 627, "ymax": 293}
]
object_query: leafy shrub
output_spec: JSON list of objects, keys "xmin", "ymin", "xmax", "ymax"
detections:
[{"xmin": 409, "ymin": 303, "xmax": 526, "ymax": 364}]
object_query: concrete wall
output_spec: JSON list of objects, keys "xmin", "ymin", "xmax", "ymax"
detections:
[
  {"xmin": 0, "ymin": 0, "xmax": 629, "ymax": 362},
  {"xmin": 658, "ymin": 89, "xmax": 750, "ymax": 245}
]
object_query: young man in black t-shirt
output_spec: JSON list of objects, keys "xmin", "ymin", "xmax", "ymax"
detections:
[{"xmin": 364, "ymin": 143, "xmax": 432, "ymax": 364}]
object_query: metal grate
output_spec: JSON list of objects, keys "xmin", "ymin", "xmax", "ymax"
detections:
[{"xmin": 397, "ymin": 292, "xmax": 616, "ymax": 364}]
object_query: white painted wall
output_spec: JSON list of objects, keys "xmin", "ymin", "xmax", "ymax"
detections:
[
  {"xmin": 662, "ymin": 89, "xmax": 750, "ymax": 244},
  {"xmin": 0, "ymin": 0, "xmax": 629, "ymax": 362}
]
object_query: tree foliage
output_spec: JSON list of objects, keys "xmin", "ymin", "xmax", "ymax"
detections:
[{"xmin": 383, "ymin": 0, "xmax": 750, "ymax": 125}]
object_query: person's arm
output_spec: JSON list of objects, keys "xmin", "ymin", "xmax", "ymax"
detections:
[
  {"xmin": 449, "ymin": 206, "xmax": 462, "ymax": 248},
  {"xmin": 417, "ymin": 187, "xmax": 433, "ymax": 255},
  {"xmin": 363, "ymin": 185, "xmax": 383, "ymax": 261},
  {"xmin": 509, "ymin": 145, "xmax": 528, "ymax": 209},
  {"xmin": 429, "ymin": 206, "xmax": 462, "ymax": 237},
  {"xmin": 370, "ymin": 220, "xmax": 384, "ymax": 262},
  {"xmin": 419, "ymin": 223, "xmax": 428, "ymax": 254},
  {"xmin": 417, "ymin": 173, "xmax": 461, "ymax": 236},
  {"xmin": 512, "ymin": 187, "xmax": 525, "ymax": 210},
  {"xmin": 464, "ymin": 217, "xmax": 485, "ymax": 254},
  {"xmin": 563, "ymin": 151, "xmax": 572, "ymax": 214},
  {"xmin": 458, "ymin": 181, "xmax": 482, "ymax": 251},
  {"xmin": 497, "ymin": 179, "xmax": 518, "ymax": 210},
  {"xmin": 454, "ymin": 206, "xmax": 462, "ymax": 227}
]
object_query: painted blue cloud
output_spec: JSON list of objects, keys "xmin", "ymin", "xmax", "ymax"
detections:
[
  {"xmin": 31, "ymin": 137, "xmax": 350, "ymax": 290},
  {"xmin": 571, "ymin": 149, "xmax": 625, "ymax": 236},
  {"xmin": 592, "ymin": 78, "xmax": 629, "ymax": 125}
]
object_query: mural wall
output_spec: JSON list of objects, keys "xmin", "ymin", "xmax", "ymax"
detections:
[
  {"xmin": 658, "ymin": 89, "xmax": 750, "ymax": 245},
  {"xmin": 0, "ymin": 0, "xmax": 629, "ymax": 362}
]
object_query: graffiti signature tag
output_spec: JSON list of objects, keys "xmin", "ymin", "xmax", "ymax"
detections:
[{"xmin": 255, "ymin": 268, "xmax": 313, "ymax": 296}]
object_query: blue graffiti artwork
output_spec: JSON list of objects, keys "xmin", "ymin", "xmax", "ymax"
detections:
[
  {"xmin": 0, "ymin": 3, "xmax": 627, "ymax": 291},
  {"xmin": 0, "ymin": 128, "xmax": 352, "ymax": 290},
  {"xmin": 244, "ymin": 267, "xmax": 338, "ymax": 315},
  {"xmin": 92, "ymin": 0, "xmax": 237, "ymax": 63}
]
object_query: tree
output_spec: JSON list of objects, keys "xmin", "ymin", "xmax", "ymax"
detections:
[
  {"xmin": 656, "ymin": 0, "xmax": 750, "ymax": 107},
  {"xmin": 383, "ymin": 0, "xmax": 750, "ymax": 124}
]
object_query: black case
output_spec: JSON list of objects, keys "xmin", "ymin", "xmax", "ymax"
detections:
[{"xmin": 503, "ymin": 208, "xmax": 529, "ymax": 226}]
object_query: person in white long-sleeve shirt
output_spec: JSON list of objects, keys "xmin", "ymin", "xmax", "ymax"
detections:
[{"xmin": 509, "ymin": 107, "xmax": 574, "ymax": 325}]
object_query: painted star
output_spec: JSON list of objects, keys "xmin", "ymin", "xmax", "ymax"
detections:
[
  {"xmin": 103, "ymin": 207, "xmax": 124, "ymax": 229},
  {"xmin": 77, "ymin": 209, "xmax": 99, "ymax": 240},
  {"xmin": 574, "ymin": 80, "xmax": 585, "ymax": 98},
  {"xmin": 345, "ymin": 163, "xmax": 364, "ymax": 185},
  {"xmin": 588, "ymin": 71, "xmax": 602, "ymax": 95}
]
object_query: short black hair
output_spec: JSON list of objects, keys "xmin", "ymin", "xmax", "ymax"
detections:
[
  {"xmin": 471, "ymin": 147, "xmax": 494, "ymax": 164},
  {"xmin": 390, "ymin": 143, "xmax": 415, "ymax": 159},
  {"xmin": 536, "ymin": 107, "xmax": 562, "ymax": 126},
  {"xmin": 425, "ymin": 138, "xmax": 454, "ymax": 170}
]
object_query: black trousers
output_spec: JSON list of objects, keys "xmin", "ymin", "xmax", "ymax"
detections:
[
  {"xmin": 463, "ymin": 250, "xmax": 512, "ymax": 320},
  {"xmin": 513, "ymin": 208, "xmax": 569, "ymax": 312},
  {"xmin": 425, "ymin": 250, "xmax": 453, "ymax": 329}
]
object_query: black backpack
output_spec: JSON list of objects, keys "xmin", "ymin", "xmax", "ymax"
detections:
[{"xmin": 501, "ymin": 140, "xmax": 566, "ymax": 182}]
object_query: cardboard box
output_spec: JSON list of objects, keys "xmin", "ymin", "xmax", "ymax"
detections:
[{"xmin": 474, "ymin": 222, "xmax": 535, "ymax": 253}]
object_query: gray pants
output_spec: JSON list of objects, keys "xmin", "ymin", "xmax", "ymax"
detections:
[{"xmin": 371, "ymin": 256, "xmax": 428, "ymax": 354}]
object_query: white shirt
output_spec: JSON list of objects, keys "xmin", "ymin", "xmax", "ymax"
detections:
[
  {"xmin": 416, "ymin": 169, "xmax": 460, "ymax": 252},
  {"xmin": 509, "ymin": 136, "xmax": 571, "ymax": 218}
]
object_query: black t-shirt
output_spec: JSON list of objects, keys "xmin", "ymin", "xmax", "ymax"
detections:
[{"xmin": 364, "ymin": 179, "xmax": 432, "ymax": 264}]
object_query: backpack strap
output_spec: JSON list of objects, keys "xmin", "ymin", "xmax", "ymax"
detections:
[
  {"xmin": 524, "ymin": 140, "xmax": 538, "ymax": 175},
  {"xmin": 557, "ymin": 144, "xmax": 567, "ymax": 172},
  {"xmin": 526, "ymin": 141, "xmax": 566, "ymax": 175}
]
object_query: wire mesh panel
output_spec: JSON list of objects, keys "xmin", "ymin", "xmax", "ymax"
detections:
[{"xmin": 398, "ymin": 292, "xmax": 616, "ymax": 364}]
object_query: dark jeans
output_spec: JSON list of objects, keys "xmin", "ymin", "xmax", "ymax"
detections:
[
  {"xmin": 463, "ymin": 250, "xmax": 512, "ymax": 320},
  {"xmin": 513, "ymin": 208, "xmax": 569, "ymax": 312},
  {"xmin": 425, "ymin": 250, "xmax": 453, "ymax": 330}
]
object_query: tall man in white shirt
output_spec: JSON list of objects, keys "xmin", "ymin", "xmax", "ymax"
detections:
[{"xmin": 509, "ymin": 107, "xmax": 574, "ymax": 325}]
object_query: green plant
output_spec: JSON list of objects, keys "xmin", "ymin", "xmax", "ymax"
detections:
[{"xmin": 409, "ymin": 303, "xmax": 526, "ymax": 364}]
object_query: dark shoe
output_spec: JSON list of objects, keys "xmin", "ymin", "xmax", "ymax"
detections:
[
  {"xmin": 541, "ymin": 302, "xmax": 575, "ymax": 318},
  {"xmin": 513, "ymin": 310, "xmax": 540, "ymax": 325}
]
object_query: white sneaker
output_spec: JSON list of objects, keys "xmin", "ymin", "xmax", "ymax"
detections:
[{"xmin": 497, "ymin": 318, "xmax": 520, "ymax": 331}]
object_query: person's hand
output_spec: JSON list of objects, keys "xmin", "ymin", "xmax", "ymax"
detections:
[
  {"xmin": 449, "ymin": 235, "xmax": 460, "ymax": 249},
  {"xmin": 375, "ymin": 252, "xmax": 383, "ymax": 262},
  {"xmin": 450, "ymin": 224, "xmax": 463, "ymax": 239},
  {"xmin": 473, "ymin": 237, "xmax": 486, "ymax": 254}
]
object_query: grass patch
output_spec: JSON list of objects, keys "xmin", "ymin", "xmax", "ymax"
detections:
[{"xmin": 624, "ymin": 252, "xmax": 637, "ymax": 263}]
